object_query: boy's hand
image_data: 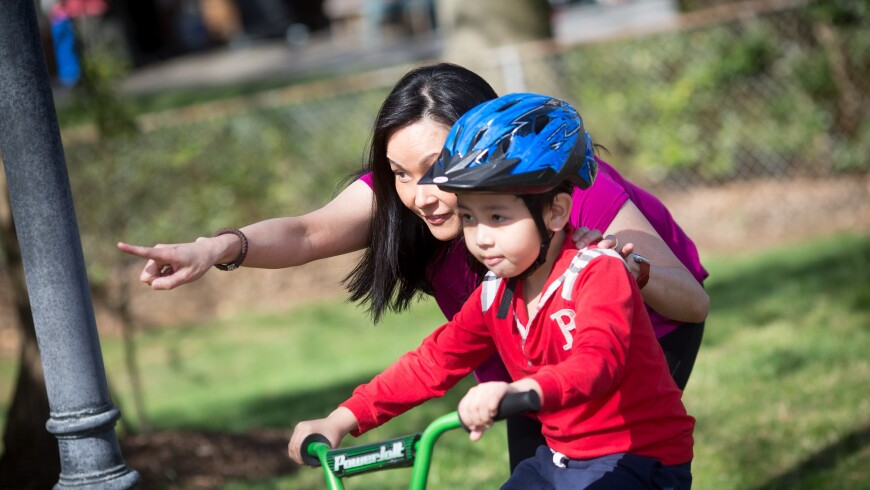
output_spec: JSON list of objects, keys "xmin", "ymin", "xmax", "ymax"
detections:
[
  {"xmin": 458, "ymin": 382, "xmax": 512, "ymax": 442},
  {"xmin": 288, "ymin": 407, "xmax": 358, "ymax": 465}
]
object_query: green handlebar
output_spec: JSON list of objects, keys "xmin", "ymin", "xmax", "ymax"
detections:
[{"xmin": 303, "ymin": 391, "xmax": 541, "ymax": 490}]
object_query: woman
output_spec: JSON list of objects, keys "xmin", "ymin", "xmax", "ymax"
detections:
[{"xmin": 118, "ymin": 62, "xmax": 708, "ymax": 470}]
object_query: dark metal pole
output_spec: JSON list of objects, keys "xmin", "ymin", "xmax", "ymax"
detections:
[{"xmin": 0, "ymin": 1, "xmax": 139, "ymax": 488}]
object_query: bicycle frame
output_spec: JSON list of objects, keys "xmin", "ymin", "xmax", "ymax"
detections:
[{"xmin": 303, "ymin": 391, "xmax": 540, "ymax": 490}]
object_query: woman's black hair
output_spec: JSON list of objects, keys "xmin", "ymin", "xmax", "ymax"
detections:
[{"xmin": 343, "ymin": 63, "xmax": 499, "ymax": 322}]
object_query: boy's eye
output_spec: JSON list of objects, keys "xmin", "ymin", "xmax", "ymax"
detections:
[
  {"xmin": 491, "ymin": 214, "xmax": 506, "ymax": 223},
  {"xmin": 461, "ymin": 213, "xmax": 474, "ymax": 223}
]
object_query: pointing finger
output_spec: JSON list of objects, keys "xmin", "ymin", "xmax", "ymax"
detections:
[{"xmin": 118, "ymin": 242, "xmax": 159, "ymax": 260}]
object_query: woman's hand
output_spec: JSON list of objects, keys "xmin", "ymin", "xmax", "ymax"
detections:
[
  {"xmin": 571, "ymin": 226, "xmax": 634, "ymax": 257},
  {"xmin": 116, "ymin": 236, "xmax": 229, "ymax": 290},
  {"xmin": 288, "ymin": 407, "xmax": 358, "ymax": 465}
]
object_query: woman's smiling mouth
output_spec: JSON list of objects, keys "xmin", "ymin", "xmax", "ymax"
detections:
[{"xmin": 424, "ymin": 213, "xmax": 452, "ymax": 225}]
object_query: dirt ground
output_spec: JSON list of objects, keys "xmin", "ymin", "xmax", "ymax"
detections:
[
  {"xmin": 120, "ymin": 429, "xmax": 297, "ymax": 489},
  {"xmin": 2, "ymin": 175, "xmax": 869, "ymax": 488}
]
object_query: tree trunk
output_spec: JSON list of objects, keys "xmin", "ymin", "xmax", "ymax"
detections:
[
  {"xmin": 436, "ymin": 0, "xmax": 558, "ymax": 95},
  {"xmin": 0, "ymin": 161, "xmax": 60, "ymax": 489}
]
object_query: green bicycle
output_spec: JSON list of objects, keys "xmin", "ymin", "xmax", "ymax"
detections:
[{"xmin": 300, "ymin": 391, "xmax": 541, "ymax": 490}]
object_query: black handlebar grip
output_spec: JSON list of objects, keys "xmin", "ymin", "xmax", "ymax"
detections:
[
  {"xmin": 301, "ymin": 433, "xmax": 331, "ymax": 467},
  {"xmin": 494, "ymin": 390, "xmax": 541, "ymax": 421}
]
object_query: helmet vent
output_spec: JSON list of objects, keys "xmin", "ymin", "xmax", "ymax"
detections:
[
  {"xmin": 534, "ymin": 115, "xmax": 550, "ymax": 134},
  {"xmin": 490, "ymin": 136, "xmax": 512, "ymax": 161},
  {"xmin": 496, "ymin": 99, "xmax": 522, "ymax": 112},
  {"xmin": 470, "ymin": 126, "xmax": 488, "ymax": 149}
]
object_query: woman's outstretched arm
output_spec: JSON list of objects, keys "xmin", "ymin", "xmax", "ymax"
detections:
[{"xmin": 118, "ymin": 180, "xmax": 374, "ymax": 290}]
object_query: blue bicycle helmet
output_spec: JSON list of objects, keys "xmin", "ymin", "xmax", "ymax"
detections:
[
  {"xmin": 419, "ymin": 93, "xmax": 597, "ymax": 194},
  {"xmin": 421, "ymin": 94, "xmax": 598, "ymax": 315}
]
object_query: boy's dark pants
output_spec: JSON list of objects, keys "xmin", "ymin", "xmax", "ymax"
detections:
[{"xmin": 502, "ymin": 446, "xmax": 692, "ymax": 490}]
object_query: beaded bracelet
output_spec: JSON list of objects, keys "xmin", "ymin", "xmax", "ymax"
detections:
[{"xmin": 212, "ymin": 228, "xmax": 248, "ymax": 271}]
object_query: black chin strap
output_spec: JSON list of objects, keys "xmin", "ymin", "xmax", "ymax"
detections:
[
  {"xmin": 497, "ymin": 278, "xmax": 516, "ymax": 319},
  {"xmin": 517, "ymin": 196, "xmax": 555, "ymax": 281},
  {"xmin": 518, "ymin": 231, "xmax": 553, "ymax": 279}
]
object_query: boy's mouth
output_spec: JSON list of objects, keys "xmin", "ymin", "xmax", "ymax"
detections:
[{"xmin": 481, "ymin": 256, "xmax": 504, "ymax": 267}]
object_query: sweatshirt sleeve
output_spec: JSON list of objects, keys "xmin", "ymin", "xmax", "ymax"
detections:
[
  {"xmin": 530, "ymin": 255, "xmax": 637, "ymax": 411},
  {"xmin": 340, "ymin": 292, "xmax": 496, "ymax": 435}
]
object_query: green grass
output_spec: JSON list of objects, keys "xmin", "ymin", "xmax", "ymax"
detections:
[
  {"xmin": 102, "ymin": 299, "xmax": 449, "ymax": 433},
  {"xmin": 685, "ymin": 233, "xmax": 870, "ymax": 490},
  {"xmin": 1, "ymin": 233, "xmax": 869, "ymax": 488}
]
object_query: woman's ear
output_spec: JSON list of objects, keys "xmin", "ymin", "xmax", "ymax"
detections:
[{"xmin": 546, "ymin": 193, "xmax": 573, "ymax": 232}]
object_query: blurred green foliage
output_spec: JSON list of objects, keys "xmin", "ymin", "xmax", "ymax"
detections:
[
  {"xmin": 76, "ymin": 38, "xmax": 138, "ymax": 140},
  {"xmin": 561, "ymin": 0, "xmax": 869, "ymax": 181}
]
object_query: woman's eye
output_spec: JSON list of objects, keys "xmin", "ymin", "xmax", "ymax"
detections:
[{"xmin": 394, "ymin": 170, "xmax": 410, "ymax": 181}]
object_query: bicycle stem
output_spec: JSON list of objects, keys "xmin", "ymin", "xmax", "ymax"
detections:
[
  {"xmin": 309, "ymin": 441, "xmax": 345, "ymax": 490},
  {"xmin": 408, "ymin": 412, "xmax": 464, "ymax": 490}
]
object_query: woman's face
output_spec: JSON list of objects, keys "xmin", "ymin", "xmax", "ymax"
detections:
[{"xmin": 387, "ymin": 118, "xmax": 461, "ymax": 241}]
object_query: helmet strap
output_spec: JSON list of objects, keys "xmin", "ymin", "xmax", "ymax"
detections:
[
  {"xmin": 496, "ymin": 278, "xmax": 516, "ymax": 319},
  {"xmin": 518, "ymin": 196, "xmax": 554, "ymax": 281}
]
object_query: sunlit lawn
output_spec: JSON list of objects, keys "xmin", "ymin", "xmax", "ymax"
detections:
[{"xmin": 1, "ymin": 234, "xmax": 868, "ymax": 489}]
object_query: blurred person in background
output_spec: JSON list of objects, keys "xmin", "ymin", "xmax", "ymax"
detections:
[{"xmin": 42, "ymin": 0, "xmax": 110, "ymax": 86}]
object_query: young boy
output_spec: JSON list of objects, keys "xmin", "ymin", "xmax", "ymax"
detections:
[{"xmin": 288, "ymin": 93, "xmax": 694, "ymax": 489}]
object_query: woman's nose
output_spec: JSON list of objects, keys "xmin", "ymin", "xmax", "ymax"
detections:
[{"xmin": 415, "ymin": 183, "xmax": 438, "ymax": 208}]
